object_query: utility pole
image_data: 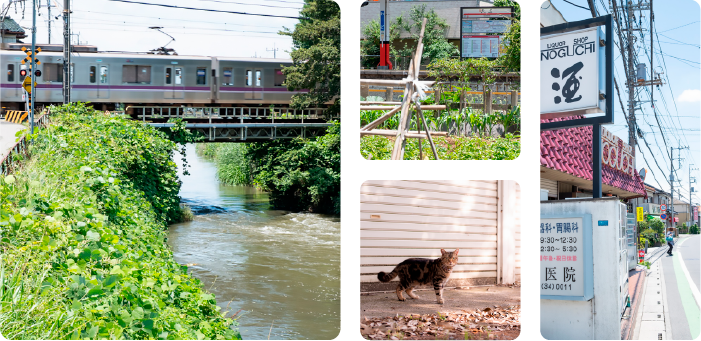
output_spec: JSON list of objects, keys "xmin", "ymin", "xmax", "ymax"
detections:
[
  {"xmin": 45, "ymin": 0, "xmax": 50, "ymax": 43},
  {"xmin": 30, "ymin": 0, "xmax": 36, "ymax": 134},
  {"xmin": 670, "ymin": 146, "xmax": 689, "ymax": 234},
  {"xmin": 62, "ymin": 0, "xmax": 70, "ymax": 104},
  {"xmin": 626, "ymin": 0, "xmax": 636, "ymax": 150},
  {"xmin": 690, "ymin": 164, "xmax": 698, "ymax": 228},
  {"xmin": 266, "ymin": 43, "xmax": 278, "ymax": 59}
]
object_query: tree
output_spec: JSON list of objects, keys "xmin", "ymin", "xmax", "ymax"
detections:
[
  {"xmin": 493, "ymin": 0, "xmax": 520, "ymax": 72},
  {"xmin": 360, "ymin": 18, "xmax": 402, "ymax": 68},
  {"xmin": 280, "ymin": 0, "xmax": 340, "ymax": 115},
  {"xmin": 396, "ymin": 5, "xmax": 459, "ymax": 63}
]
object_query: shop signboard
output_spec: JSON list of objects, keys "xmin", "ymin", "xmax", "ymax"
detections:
[
  {"xmin": 541, "ymin": 214, "xmax": 594, "ymax": 301},
  {"xmin": 636, "ymin": 207, "xmax": 644, "ymax": 222},
  {"xmin": 462, "ymin": 35, "xmax": 501, "ymax": 58}
]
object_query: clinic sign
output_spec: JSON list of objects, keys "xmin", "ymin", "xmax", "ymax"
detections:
[
  {"xmin": 541, "ymin": 214, "xmax": 593, "ymax": 301},
  {"xmin": 541, "ymin": 27, "xmax": 607, "ymax": 119}
]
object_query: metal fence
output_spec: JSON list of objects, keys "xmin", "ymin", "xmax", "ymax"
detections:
[{"xmin": 1, "ymin": 109, "xmax": 53, "ymax": 176}]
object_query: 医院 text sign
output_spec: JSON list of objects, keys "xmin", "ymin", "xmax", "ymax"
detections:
[
  {"xmin": 541, "ymin": 215, "xmax": 593, "ymax": 300},
  {"xmin": 541, "ymin": 27, "xmax": 605, "ymax": 119}
]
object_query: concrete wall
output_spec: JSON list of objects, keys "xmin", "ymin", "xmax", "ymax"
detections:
[
  {"xmin": 360, "ymin": 180, "xmax": 521, "ymax": 290},
  {"xmin": 540, "ymin": 198, "xmax": 624, "ymax": 340},
  {"xmin": 360, "ymin": 0, "xmax": 485, "ymax": 40}
]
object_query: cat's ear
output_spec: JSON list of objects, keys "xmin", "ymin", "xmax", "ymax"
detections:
[
  {"xmin": 440, "ymin": 249, "xmax": 446, "ymax": 255},
  {"xmin": 454, "ymin": 249, "xmax": 459, "ymax": 255}
]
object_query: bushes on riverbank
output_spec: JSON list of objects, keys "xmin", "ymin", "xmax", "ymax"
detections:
[
  {"xmin": 198, "ymin": 122, "xmax": 340, "ymax": 215},
  {"xmin": 0, "ymin": 103, "xmax": 239, "ymax": 339}
]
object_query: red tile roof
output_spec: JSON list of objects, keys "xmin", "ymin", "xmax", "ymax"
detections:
[{"xmin": 541, "ymin": 117, "xmax": 646, "ymax": 197}]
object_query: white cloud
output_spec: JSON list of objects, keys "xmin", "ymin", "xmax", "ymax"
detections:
[{"xmin": 678, "ymin": 89, "xmax": 701, "ymax": 103}]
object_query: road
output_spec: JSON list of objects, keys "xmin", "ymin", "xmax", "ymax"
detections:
[
  {"xmin": 663, "ymin": 235, "xmax": 701, "ymax": 339},
  {"xmin": 0, "ymin": 120, "xmax": 26, "ymax": 158},
  {"xmin": 635, "ymin": 235, "xmax": 700, "ymax": 340}
]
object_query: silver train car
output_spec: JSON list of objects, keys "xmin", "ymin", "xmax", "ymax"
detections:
[{"xmin": 1, "ymin": 49, "xmax": 305, "ymax": 111}]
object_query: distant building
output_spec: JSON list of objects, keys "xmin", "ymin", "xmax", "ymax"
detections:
[
  {"xmin": 0, "ymin": 17, "xmax": 26, "ymax": 45},
  {"xmin": 360, "ymin": 0, "xmax": 495, "ymax": 49}
]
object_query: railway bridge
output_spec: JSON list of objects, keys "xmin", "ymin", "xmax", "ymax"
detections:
[{"xmin": 129, "ymin": 106, "xmax": 336, "ymax": 142}]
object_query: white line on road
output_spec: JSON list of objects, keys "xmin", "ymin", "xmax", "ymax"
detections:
[{"xmin": 675, "ymin": 237, "xmax": 701, "ymax": 308}]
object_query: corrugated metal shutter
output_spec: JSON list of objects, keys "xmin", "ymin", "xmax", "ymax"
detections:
[
  {"xmin": 515, "ymin": 184, "xmax": 521, "ymax": 280},
  {"xmin": 360, "ymin": 180, "xmax": 499, "ymax": 283},
  {"xmin": 541, "ymin": 178, "xmax": 558, "ymax": 198}
]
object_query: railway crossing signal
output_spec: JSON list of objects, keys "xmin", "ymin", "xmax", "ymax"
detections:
[
  {"xmin": 21, "ymin": 46, "xmax": 42, "ymax": 67},
  {"xmin": 23, "ymin": 76, "xmax": 37, "ymax": 94}
]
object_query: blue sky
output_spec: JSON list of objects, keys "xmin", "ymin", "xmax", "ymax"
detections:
[
  {"xmin": 10, "ymin": 0, "xmax": 300, "ymax": 58},
  {"xmin": 545, "ymin": 0, "xmax": 701, "ymax": 205}
]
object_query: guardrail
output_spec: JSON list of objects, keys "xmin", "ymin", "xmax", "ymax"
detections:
[
  {"xmin": 127, "ymin": 106, "xmax": 337, "ymax": 122},
  {"xmin": 0, "ymin": 108, "xmax": 52, "ymax": 176}
]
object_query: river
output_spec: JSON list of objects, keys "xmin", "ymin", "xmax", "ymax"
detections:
[{"xmin": 168, "ymin": 145, "xmax": 340, "ymax": 340}]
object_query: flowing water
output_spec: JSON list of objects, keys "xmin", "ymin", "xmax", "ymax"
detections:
[{"xmin": 168, "ymin": 145, "xmax": 340, "ymax": 340}]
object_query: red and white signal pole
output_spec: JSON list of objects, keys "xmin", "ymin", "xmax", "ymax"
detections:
[{"xmin": 378, "ymin": 0, "xmax": 392, "ymax": 70}]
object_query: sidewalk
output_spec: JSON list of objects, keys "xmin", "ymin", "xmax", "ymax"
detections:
[
  {"xmin": 622, "ymin": 265, "xmax": 648, "ymax": 340},
  {"xmin": 0, "ymin": 120, "xmax": 26, "ymax": 158}
]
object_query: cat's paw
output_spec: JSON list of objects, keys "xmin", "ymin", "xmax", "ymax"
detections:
[
  {"xmin": 437, "ymin": 298, "xmax": 444, "ymax": 304},
  {"xmin": 398, "ymin": 297, "xmax": 406, "ymax": 301}
]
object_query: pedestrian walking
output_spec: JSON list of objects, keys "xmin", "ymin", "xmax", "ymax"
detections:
[{"xmin": 666, "ymin": 231, "xmax": 674, "ymax": 256}]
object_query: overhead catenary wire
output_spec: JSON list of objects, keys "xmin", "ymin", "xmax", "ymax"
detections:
[{"xmin": 105, "ymin": 0, "xmax": 306, "ymax": 20}]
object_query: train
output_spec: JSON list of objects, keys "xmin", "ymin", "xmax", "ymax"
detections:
[{"xmin": 0, "ymin": 46, "xmax": 305, "ymax": 112}]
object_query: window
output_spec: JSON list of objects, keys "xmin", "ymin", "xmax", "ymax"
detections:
[
  {"xmin": 122, "ymin": 65, "xmax": 151, "ymax": 84},
  {"xmin": 89, "ymin": 66, "xmax": 96, "ymax": 83},
  {"xmin": 100, "ymin": 66, "xmax": 109, "ymax": 84},
  {"xmin": 274, "ymin": 69, "xmax": 285, "ymax": 87},
  {"xmin": 175, "ymin": 68, "xmax": 183, "ymax": 85},
  {"xmin": 255, "ymin": 70, "xmax": 261, "ymax": 86},
  {"xmin": 43, "ymin": 63, "xmax": 63, "ymax": 82},
  {"xmin": 222, "ymin": 67, "xmax": 233, "ymax": 85},
  {"xmin": 246, "ymin": 70, "xmax": 252, "ymax": 86},
  {"xmin": 196, "ymin": 67, "xmax": 207, "ymax": 85},
  {"xmin": 7, "ymin": 64, "xmax": 14, "ymax": 82},
  {"xmin": 166, "ymin": 68, "xmax": 172, "ymax": 85}
]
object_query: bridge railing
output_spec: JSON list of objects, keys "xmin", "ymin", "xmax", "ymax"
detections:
[{"xmin": 128, "ymin": 106, "xmax": 335, "ymax": 122}]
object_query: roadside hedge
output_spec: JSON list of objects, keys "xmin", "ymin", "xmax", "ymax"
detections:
[{"xmin": 0, "ymin": 103, "xmax": 239, "ymax": 340}]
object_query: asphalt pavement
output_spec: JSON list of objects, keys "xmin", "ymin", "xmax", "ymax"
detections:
[
  {"xmin": 0, "ymin": 120, "xmax": 26, "ymax": 158},
  {"xmin": 660, "ymin": 235, "xmax": 700, "ymax": 339}
]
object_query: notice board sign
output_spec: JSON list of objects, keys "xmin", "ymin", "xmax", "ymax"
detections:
[
  {"xmin": 540, "ymin": 214, "xmax": 593, "ymax": 301},
  {"xmin": 460, "ymin": 7, "xmax": 513, "ymax": 59}
]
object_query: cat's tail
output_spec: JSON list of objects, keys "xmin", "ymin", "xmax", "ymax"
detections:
[{"xmin": 377, "ymin": 268, "xmax": 398, "ymax": 282}]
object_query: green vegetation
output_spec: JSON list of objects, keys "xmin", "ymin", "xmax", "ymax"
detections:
[
  {"xmin": 199, "ymin": 122, "xmax": 340, "ymax": 215},
  {"xmin": 360, "ymin": 4, "xmax": 458, "ymax": 68},
  {"xmin": 280, "ymin": 0, "xmax": 341, "ymax": 116},
  {"xmin": 0, "ymin": 103, "xmax": 238, "ymax": 340},
  {"xmin": 690, "ymin": 224, "xmax": 699, "ymax": 234},
  {"xmin": 639, "ymin": 218, "xmax": 667, "ymax": 246},
  {"xmin": 361, "ymin": 134, "xmax": 520, "ymax": 161}
]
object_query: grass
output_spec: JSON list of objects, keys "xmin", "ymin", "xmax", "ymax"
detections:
[
  {"xmin": 360, "ymin": 134, "xmax": 521, "ymax": 160},
  {"xmin": 0, "ymin": 103, "xmax": 239, "ymax": 340}
]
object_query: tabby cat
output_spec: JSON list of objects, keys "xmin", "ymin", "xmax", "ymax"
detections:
[{"xmin": 377, "ymin": 249, "xmax": 459, "ymax": 304}]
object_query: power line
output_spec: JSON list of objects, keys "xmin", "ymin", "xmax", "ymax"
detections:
[
  {"xmin": 71, "ymin": 10, "xmax": 288, "ymax": 29},
  {"xmin": 194, "ymin": 0, "xmax": 302, "ymax": 10},
  {"xmin": 562, "ymin": 0, "xmax": 590, "ymax": 11},
  {"xmin": 106, "ymin": 0, "xmax": 305, "ymax": 19}
]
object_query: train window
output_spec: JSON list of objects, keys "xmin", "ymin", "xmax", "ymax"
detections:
[
  {"xmin": 196, "ymin": 67, "xmax": 207, "ymax": 85},
  {"xmin": 7, "ymin": 64, "xmax": 14, "ymax": 82},
  {"xmin": 122, "ymin": 65, "xmax": 151, "ymax": 84},
  {"xmin": 100, "ymin": 66, "xmax": 108, "ymax": 84},
  {"xmin": 175, "ymin": 68, "xmax": 183, "ymax": 85},
  {"xmin": 165, "ymin": 68, "xmax": 172, "ymax": 85},
  {"xmin": 255, "ymin": 70, "xmax": 261, "ymax": 87},
  {"xmin": 89, "ymin": 66, "xmax": 96, "ymax": 83},
  {"xmin": 137, "ymin": 66, "xmax": 151, "ymax": 84},
  {"xmin": 246, "ymin": 70, "xmax": 252, "ymax": 86},
  {"xmin": 222, "ymin": 67, "xmax": 233, "ymax": 86},
  {"xmin": 43, "ymin": 63, "xmax": 63, "ymax": 82},
  {"xmin": 274, "ymin": 69, "xmax": 285, "ymax": 87}
]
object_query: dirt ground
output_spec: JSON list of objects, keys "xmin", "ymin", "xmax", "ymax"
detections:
[
  {"xmin": 360, "ymin": 285, "xmax": 521, "ymax": 340},
  {"xmin": 361, "ymin": 286, "xmax": 520, "ymax": 317}
]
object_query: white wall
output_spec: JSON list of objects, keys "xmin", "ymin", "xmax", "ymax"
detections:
[{"xmin": 360, "ymin": 180, "xmax": 521, "ymax": 284}]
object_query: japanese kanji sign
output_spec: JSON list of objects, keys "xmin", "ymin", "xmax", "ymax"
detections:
[
  {"xmin": 460, "ymin": 7, "xmax": 513, "ymax": 59},
  {"xmin": 541, "ymin": 214, "xmax": 593, "ymax": 301},
  {"xmin": 636, "ymin": 207, "xmax": 644, "ymax": 222},
  {"xmin": 541, "ymin": 27, "xmax": 605, "ymax": 119}
]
